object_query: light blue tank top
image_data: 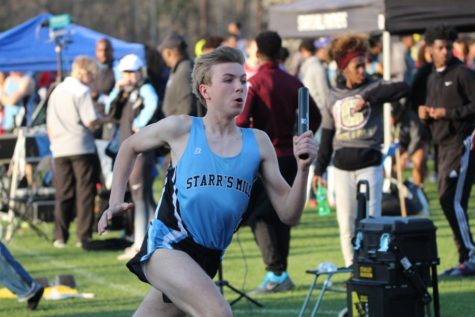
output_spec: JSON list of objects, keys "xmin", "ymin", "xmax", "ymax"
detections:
[
  {"xmin": 3, "ymin": 75, "xmax": 36, "ymax": 130},
  {"xmin": 3, "ymin": 80, "xmax": 21, "ymax": 130},
  {"xmin": 173, "ymin": 117, "xmax": 260, "ymax": 250}
]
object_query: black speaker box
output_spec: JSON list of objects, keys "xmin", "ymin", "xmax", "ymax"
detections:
[
  {"xmin": 347, "ymin": 280, "xmax": 425, "ymax": 317},
  {"xmin": 353, "ymin": 217, "xmax": 438, "ymax": 265}
]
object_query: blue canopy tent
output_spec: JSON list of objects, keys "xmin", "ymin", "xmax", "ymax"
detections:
[{"xmin": 0, "ymin": 13, "xmax": 145, "ymax": 72}]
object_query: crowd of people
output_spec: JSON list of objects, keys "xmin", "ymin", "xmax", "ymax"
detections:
[{"xmin": 0, "ymin": 20, "xmax": 475, "ymax": 314}]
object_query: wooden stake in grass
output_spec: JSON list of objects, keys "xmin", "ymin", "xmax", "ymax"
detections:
[{"xmin": 395, "ymin": 147, "xmax": 407, "ymax": 217}]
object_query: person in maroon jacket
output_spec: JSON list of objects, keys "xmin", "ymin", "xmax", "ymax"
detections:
[{"xmin": 236, "ymin": 30, "xmax": 321, "ymax": 293}]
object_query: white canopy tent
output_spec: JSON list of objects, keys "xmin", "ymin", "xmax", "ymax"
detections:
[
  {"xmin": 268, "ymin": 0, "xmax": 392, "ymax": 151},
  {"xmin": 268, "ymin": 0, "xmax": 385, "ymax": 38}
]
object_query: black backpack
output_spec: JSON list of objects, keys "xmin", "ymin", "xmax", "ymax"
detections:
[{"xmin": 381, "ymin": 179, "xmax": 429, "ymax": 216}]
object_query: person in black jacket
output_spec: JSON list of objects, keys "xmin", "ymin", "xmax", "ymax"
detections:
[{"xmin": 419, "ymin": 25, "xmax": 475, "ymax": 277}]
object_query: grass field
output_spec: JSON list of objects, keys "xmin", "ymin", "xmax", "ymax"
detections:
[{"xmin": 1, "ymin": 176, "xmax": 475, "ymax": 317}]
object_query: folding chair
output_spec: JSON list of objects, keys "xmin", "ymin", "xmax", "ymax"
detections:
[
  {"xmin": 298, "ymin": 264, "xmax": 352, "ymax": 317},
  {"xmin": 299, "ymin": 180, "xmax": 370, "ymax": 317}
]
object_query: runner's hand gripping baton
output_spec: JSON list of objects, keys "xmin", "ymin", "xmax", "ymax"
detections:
[{"xmin": 298, "ymin": 87, "xmax": 309, "ymax": 159}]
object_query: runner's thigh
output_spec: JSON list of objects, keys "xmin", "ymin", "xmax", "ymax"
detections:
[{"xmin": 143, "ymin": 249, "xmax": 231, "ymax": 317}]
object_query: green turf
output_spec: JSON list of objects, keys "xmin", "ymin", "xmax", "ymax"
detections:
[{"xmin": 1, "ymin": 177, "xmax": 474, "ymax": 316}]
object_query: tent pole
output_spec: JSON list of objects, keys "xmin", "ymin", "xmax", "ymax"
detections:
[
  {"xmin": 382, "ymin": 29, "xmax": 392, "ymax": 150},
  {"xmin": 382, "ymin": 28, "xmax": 393, "ymax": 183},
  {"xmin": 54, "ymin": 39, "xmax": 63, "ymax": 83}
]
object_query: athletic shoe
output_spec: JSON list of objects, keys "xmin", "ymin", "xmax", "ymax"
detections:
[
  {"xmin": 250, "ymin": 271, "xmax": 295, "ymax": 294},
  {"xmin": 53, "ymin": 240, "xmax": 66, "ymax": 248},
  {"xmin": 440, "ymin": 261, "xmax": 475, "ymax": 277},
  {"xmin": 76, "ymin": 239, "xmax": 91, "ymax": 249},
  {"xmin": 27, "ymin": 286, "xmax": 44, "ymax": 310}
]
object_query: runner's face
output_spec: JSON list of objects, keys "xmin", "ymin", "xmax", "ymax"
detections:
[{"xmin": 203, "ymin": 62, "xmax": 247, "ymax": 115}]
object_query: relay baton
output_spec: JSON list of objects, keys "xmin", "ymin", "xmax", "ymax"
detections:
[{"xmin": 298, "ymin": 87, "xmax": 309, "ymax": 159}]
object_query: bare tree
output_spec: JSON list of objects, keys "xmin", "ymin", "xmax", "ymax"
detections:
[{"xmin": 0, "ymin": 0, "xmax": 291, "ymax": 55}]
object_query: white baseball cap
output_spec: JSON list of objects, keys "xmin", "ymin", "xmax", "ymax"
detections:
[{"xmin": 118, "ymin": 54, "xmax": 144, "ymax": 72}]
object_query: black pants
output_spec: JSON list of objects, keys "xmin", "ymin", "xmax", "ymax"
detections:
[
  {"xmin": 438, "ymin": 138, "xmax": 475, "ymax": 264},
  {"xmin": 246, "ymin": 156, "xmax": 297, "ymax": 275},
  {"xmin": 53, "ymin": 154, "xmax": 98, "ymax": 243}
]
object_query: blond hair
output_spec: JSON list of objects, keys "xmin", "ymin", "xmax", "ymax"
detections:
[
  {"xmin": 71, "ymin": 56, "xmax": 98, "ymax": 79},
  {"xmin": 192, "ymin": 46, "xmax": 244, "ymax": 106}
]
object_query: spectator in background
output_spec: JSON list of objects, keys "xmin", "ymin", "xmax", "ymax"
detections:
[
  {"xmin": 236, "ymin": 31, "xmax": 320, "ymax": 294},
  {"xmin": 392, "ymin": 35, "xmax": 416, "ymax": 85},
  {"xmin": 467, "ymin": 39, "xmax": 475, "ymax": 70},
  {"xmin": 227, "ymin": 21, "xmax": 247, "ymax": 52},
  {"xmin": 315, "ymin": 36, "xmax": 332, "ymax": 66},
  {"xmin": 90, "ymin": 38, "xmax": 117, "ymax": 139},
  {"xmin": 47, "ymin": 56, "xmax": 101, "ymax": 249},
  {"xmin": 298, "ymin": 39, "xmax": 329, "ymax": 112},
  {"xmin": 278, "ymin": 47, "xmax": 290, "ymax": 72},
  {"xmin": 202, "ymin": 35, "xmax": 224, "ymax": 54},
  {"xmin": 227, "ymin": 21, "xmax": 242, "ymax": 39},
  {"xmin": 0, "ymin": 71, "xmax": 36, "ymax": 131},
  {"xmin": 0, "ymin": 241, "xmax": 44, "ymax": 310},
  {"xmin": 298, "ymin": 39, "xmax": 330, "ymax": 207},
  {"xmin": 36, "ymin": 71, "xmax": 57, "ymax": 101},
  {"xmin": 366, "ymin": 33, "xmax": 384, "ymax": 78},
  {"xmin": 90, "ymin": 38, "xmax": 116, "ymax": 102},
  {"xmin": 453, "ymin": 37, "xmax": 469, "ymax": 63},
  {"xmin": 158, "ymin": 32, "xmax": 199, "ymax": 117},
  {"xmin": 387, "ymin": 40, "xmax": 432, "ymax": 190},
  {"xmin": 314, "ymin": 34, "xmax": 409, "ymax": 267},
  {"xmin": 0, "ymin": 71, "xmax": 6, "ymax": 133},
  {"xmin": 107, "ymin": 54, "xmax": 159, "ymax": 260},
  {"xmin": 193, "ymin": 35, "xmax": 224, "ymax": 59},
  {"xmin": 145, "ymin": 45, "xmax": 169, "ymax": 104},
  {"xmin": 391, "ymin": 102, "xmax": 430, "ymax": 188},
  {"xmin": 419, "ymin": 25, "xmax": 475, "ymax": 277},
  {"xmin": 0, "ymin": 71, "xmax": 5, "ymax": 87},
  {"xmin": 411, "ymin": 42, "xmax": 437, "ymax": 182},
  {"xmin": 314, "ymin": 36, "xmax": 336, "ymax": 88},
  {"xmin": 412, "ymin": 43, "xmax": 433, "ymax": 110},
  {"xmin": 244, "ymin": 39, "xmax": 259, "ymax": 79},
  {"xmin": 222, "ymin": 33, "xmax": 239, "ymax": 49}
]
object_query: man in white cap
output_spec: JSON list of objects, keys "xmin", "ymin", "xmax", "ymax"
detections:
[{"xmin": 106, "ymin": 54, "xmax": 160, "ymax": 260}]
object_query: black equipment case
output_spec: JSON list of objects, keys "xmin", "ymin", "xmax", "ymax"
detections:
[
  {"xmin": 353, "ymin": 217, "xmax": 439, "ymax": 283},
  {"xmin": 348, "ymin": 217, "xmax": 440, "ymax": 317},
  {"xmin": 347, "ymin": 181, "xmax": 440, "ymax": 317},
  {"xmin": 347, "ymin": 279, "xmax": 426, "ymax": 317},
  {"xmin": 354, "ymin": 217, "xmax": 438, "ymax": 263}
]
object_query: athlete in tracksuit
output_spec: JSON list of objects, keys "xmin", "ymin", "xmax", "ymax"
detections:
[{"xmin": 419, "ymin": 24, "xmax": 475, "ymax": 276}]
